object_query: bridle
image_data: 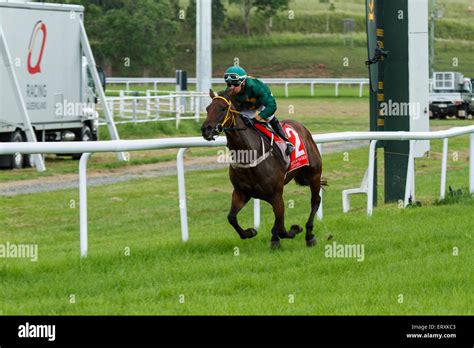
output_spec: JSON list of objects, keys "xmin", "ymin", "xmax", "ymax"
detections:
[{"xmin": 211, "ymin": 96, "xmax": 245, "ymax": 132}]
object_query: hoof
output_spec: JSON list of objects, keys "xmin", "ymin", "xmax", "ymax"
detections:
[
  {"xmin": 306, "ymin": 237, "xmax": 317, "ymax": 247},
  {"xmin": 289, "ymin": 225, "xmax": 303, "ymax": 237},
  {"xmin": 244, "ymin": 228, "xmax": 258, "ymax": 239},
  {"xmin": 270, "ymin": 240, "xmax": 281, "ymax": 250}
]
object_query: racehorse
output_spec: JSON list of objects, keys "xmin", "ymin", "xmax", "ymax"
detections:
[{"xmin": 201, "ymin": 89, "xmax": 324, "ymax": 249}]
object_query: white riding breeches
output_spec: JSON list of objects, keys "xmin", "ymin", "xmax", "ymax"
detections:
[{"xmin": 240, "ymin": 106, "xmax": 275, "ymax": 121}]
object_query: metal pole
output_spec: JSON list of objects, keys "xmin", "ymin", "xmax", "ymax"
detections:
[
  {"xmin": 177, "ymin": 148, "xmax": 189, "ymax": 242},
  {"xmin": 429, "ymin": 0, "xmax": 436, "ymax": 77},
  {"xmin": 79, "ymin": 152, "xmax": 92, "ymax": 257},
  {"xmin": 317, "ymin": 144, "xmax": 323, "ymax": 221},
  {"xmin": 196, "ymin": 0, "xmax": 212, "ymax": 112},
  {"xmin": 253, "ymin": 199, "xmax": 260, "ymax": 230},
  {"xmin": 440, "ymin": 138, "xmax": 448, "ymax": 200},
  {"xmin": 367, "ymin": 140, "xmax": 378, "ymax": 216},
  {"xmin": 79, "ymin": 20, "xmax": 127, "ymax": 162}
]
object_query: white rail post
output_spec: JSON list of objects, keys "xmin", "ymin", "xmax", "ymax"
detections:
[
  {"xmin": 367, "ymin": 140, "xmax": 378, "ymax": 216},
  {"xmin": 132, "ymin": 98, "xmax": 137, "ymax": 122},
  {"xmin": 176, "ymin": 97, "xmax": 181, "ymax": 129},
  {"xmin": 177, "ymin": 148, "xmax": 189, "ymax": 242},
  {"xmin": 440, "ymin": 138, "xmax": 448, "ymax": 200},
  {"xmin": 195, "ymin": 96, "xmax": 201, "ymax": 123},
  {"xmin": 470, "ymin": 134, "xmax": 474, "ymax": 194},
  {"xmin": 119, "ymin": 90, "xmax": 125, "ymax": 117},
  {"xmin": 285, "ymin": 83, "xmax": 289, "ymax": 98},
  {"xmin": 253, "ymin": 199, "xmax": 260, "ymax": 230},
  {"xmin": 335, "ymin": 82, "xmax": 340, "ymax": 97},
  {"xmin": 404, "ymin": 140, "xmax": 416, "ymax": 207},
  {"xmin": 155, "ymin": 96, "xmax": 160, "ymax": 120},
  {"xmin": 310, "ymin": 82, "xmax": 315, "ymax": 97},
  {"xmin": 359, "ymin": 82, "xmax": 364, "ymax": 97},
  {"xmin": 146, "ymin": 90, "xmax": 151, "ymax": 117},
  {"xmin": 79, "ymin": 153, "xmax": 92, "ymax": 257},
  {"xmin": 317, "ymin": 144, "xmax": 323, "ymax": 221}
]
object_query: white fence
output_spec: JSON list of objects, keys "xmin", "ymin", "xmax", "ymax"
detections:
[
  {"xmin": 1, "ymin": 126, "xmax": 473, "ymax": 257},
  {"xmin": 107, "ymin": 77, "xmax": 370, "ymax": 97},
  {"xmin": 100, "ymin": 91, "xmax": 207, "ymax": 127}
]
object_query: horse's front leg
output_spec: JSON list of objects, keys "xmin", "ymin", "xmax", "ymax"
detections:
[
  {"xmin": 228, "ymin": 189, "xmax": 257, "ymax": 239},
  {"xmin": 269, "ymin": 194, "xmax": 303, "ymax": 249}
]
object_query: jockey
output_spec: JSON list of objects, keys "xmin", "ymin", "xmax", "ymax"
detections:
[{"xmin": 223, "ymin": 66, "xmax": 295, "ymax": 155}]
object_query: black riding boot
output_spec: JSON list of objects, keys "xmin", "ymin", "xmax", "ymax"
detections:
[{"xmin": 269, "ymin": 117, "xmax": 295, "ymax": 156}]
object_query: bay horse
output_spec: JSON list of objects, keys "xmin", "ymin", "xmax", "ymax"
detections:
[{"xmin": 201, "ymin": 89, "xmax": 323, "ymax": 249}]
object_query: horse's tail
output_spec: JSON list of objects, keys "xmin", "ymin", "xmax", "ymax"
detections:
[{"xmin": 320, "ymin": 179, "xmax": 328, "ymax": 192}]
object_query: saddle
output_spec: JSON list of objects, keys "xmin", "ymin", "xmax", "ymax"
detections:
[{"xmin": 252, "ymin": 121, "xmax": 310, "ymax": 173}]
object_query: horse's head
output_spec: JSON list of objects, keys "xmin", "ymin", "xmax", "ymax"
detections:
[{"xmin": 201, "ymin": 89, "xmax": 235, "ymax": 141}]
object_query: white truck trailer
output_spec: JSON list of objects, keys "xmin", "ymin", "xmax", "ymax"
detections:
[{"xmin": 0, "ymin": 1, "xmax": 123, "ymax": 169}]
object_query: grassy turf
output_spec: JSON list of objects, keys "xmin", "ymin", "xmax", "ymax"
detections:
[{"xmin": 0, "ymin": 133, "xmax": 472, "ymax": 315}]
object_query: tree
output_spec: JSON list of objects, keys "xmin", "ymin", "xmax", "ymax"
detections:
[
  {"xmin": 254, "ymin": 0, "xmax": 289, "ymax": 34},
  {"xmin": 47, "ymin": 0, "xmax": 180, "ymax": 76},
  {"xmin": 229, "ymin": 0, "xmax": 289, "ymax": 36},
  {"xmin": 229, "ymin": 0, "xmax": 254, "ymax": 36}
]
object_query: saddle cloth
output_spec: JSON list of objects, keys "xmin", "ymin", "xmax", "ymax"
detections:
[{"xmin": 254, "ymin": 122, "xmax": 310, "ymax": 173}]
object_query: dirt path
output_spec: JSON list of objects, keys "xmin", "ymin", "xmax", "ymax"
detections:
[{"xmin": 0, "ymin": 140, "xmax": 368, "ymax": 196}]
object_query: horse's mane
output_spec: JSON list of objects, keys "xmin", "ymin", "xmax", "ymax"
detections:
[{"xmin": 218, "ymin": 89, "xmax": 233, "ymax": 99}]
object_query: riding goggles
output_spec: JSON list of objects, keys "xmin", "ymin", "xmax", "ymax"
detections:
[{"xmin": 224, "ymin": 73, "xmax": 247, "ymax": 82}]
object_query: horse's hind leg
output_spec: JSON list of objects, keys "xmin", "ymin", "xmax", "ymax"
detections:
[
  {"xmin": 269, "ymin": 194, "xmax": 303, "ymax": 249},
  {"xmin": 228, "ymin": 189, "xmax": 257, "ymax": 239},
  {"xmin": 305, "ymin": 173, "xmax": 322, "ymax": 247}
]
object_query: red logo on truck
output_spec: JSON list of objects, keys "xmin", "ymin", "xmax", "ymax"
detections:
[{"xmin": 27, "ymin": 21, "xmax": 47, "ymax": 75}]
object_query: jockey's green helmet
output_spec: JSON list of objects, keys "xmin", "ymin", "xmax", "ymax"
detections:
[{"xmin": 224, "ymin": 66, "xmax": 247, "ymax": 83}]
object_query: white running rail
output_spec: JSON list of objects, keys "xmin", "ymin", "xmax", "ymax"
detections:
[
  {"xmin": 107, "ymin": 77, "xmax": 370, "ymax": 97},
  {"xmin": 1, "ymin": 126, "xmax": 473, "ymax": 257}
]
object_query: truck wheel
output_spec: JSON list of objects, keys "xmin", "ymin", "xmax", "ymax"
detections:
[
  {"xmin": 21, "ymin": 133, "xmax": 36, "ymax": 168},
  {"xmin": 72, "ymin": 125, "xmax": 92, "ymax": 160},
  {"xmin": 10, "ymin": 131, "xmax": 24, "ymax": 169}
]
